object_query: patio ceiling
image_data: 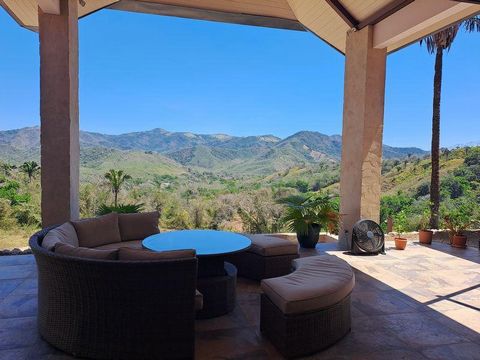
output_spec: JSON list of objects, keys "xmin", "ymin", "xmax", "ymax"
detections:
[{"xmin": 1, "ymin": 0, "xmax": 480, "ymax": 53}]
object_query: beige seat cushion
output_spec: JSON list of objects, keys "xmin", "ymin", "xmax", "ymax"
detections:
[
  {"xmin": 118, "ymin": 247, "xmax": 196, "ymax": 261},
  {"xmin": 55, "ymin": 243, "xmax": 118, "ymax": 260},
  {"xmin": 94, "ymin": 240, "xmax": 143, "ymax": 251},
  {"xmin": 195, "ymin": 289, "xmax": 203, "ymax": 311},
  {"xmin": 42, "ymin": 222, "xmax": 79, "ymax": 250},
  {"xmin": 261, "ymin": 255, "xmax": 355, "ymax": 315},
  {"xmin": 246, "ymin": 234, "xmax": 298, "ymax": 256},
  {"xmin": 71, "ymin": 213, "xmax": 121, "ymax": 248},
  {"xmin": 118, "ymin": 212, "xmax": 160, "ymax": 241}
]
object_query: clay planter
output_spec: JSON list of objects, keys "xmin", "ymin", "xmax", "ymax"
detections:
[
  {"xmin": 451, "ymin": 235, "xmax": 467, "ymax": 249},
  {"xmin": 394, "ymin": 237, "xmax": 408, "ymax": 250},
  {"xmin": 418, "ymin": 230, "xmax": 433, "ymax": 245}
]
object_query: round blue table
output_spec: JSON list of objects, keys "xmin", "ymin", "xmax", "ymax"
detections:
[
  {"xmin": 143, "ymin": 230, "xmax": 251, "ymax": 318},
  {"xmin": 142, "ymin": 230, "xmax": 251, "ymax": 257}
]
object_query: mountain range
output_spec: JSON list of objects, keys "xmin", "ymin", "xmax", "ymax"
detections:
[{"xmin": 0, "ymin": 126, "xmax": 428, "ymax": 177}]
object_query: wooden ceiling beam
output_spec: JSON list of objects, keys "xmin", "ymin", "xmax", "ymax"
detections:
[
  {"xmin": 324, "ymin": 0, "xmax": 358, "ymax": 29},
  {"xmin": 358, "ymin": 0, "xmax": 415, "ymax": 29},
  {"xmin": 109, "ymin": 0, "xmax": 306, "ymax": 31}
]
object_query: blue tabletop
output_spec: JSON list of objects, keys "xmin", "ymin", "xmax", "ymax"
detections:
[{"xmin": 142, "ymin": 230, "xmax": 252, "ymax": 256}]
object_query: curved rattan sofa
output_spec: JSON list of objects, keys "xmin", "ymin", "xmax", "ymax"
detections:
[
  {"xmin": 260, "ymin": 255, "xmax": 355, "ymax": 358},
  {"xmin": 30, "ymin": 226, "xmax": 198, "ymax": 360}
]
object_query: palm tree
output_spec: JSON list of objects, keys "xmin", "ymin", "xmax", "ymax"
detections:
[
  {"xmin": 20, "ymin": 161, "xmax": 40, "ymax": 182},
  {"xmin": 420, "ymin": 17, "xmax": 480, "ymax": 229},
  {"xmin": 104, "ymin": 169, "xmax": 131, "ymax": 207}
]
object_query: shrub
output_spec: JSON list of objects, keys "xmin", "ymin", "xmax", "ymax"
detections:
[
  {"xmin": 165, "ymin": 209, "xmax": 191, "ymax": 230},
  {"xmin": 464, "ymin": 147, "xmax": 480, "ymax": 166},
  {"xmin": 380, "ymin": 193, "xmax": 413, "ymax": 224},
  {"xmin": 441, "ymin": 198, "xmax": 479, "ymax": 237},
  {"xmin": 190, "ymin": 201, "xmax": 209, "ymax": 229},
  {"xmin": 239, "ymin": 190, "xmax": 284, "ymax": 233},
  {"xmin": 440, "ymin": 176, "xmax": 470, "ymax": 199},
  {"xmin": 97, "ymin": 203, "xmax": 144, "ymax": 215},
  {"xmin": 415, "ymin": 182, "xmax": 430, "ymax": 198},
  {"xmin": 14, "ymin": 203, "xmax": 41, "ymax": 226},
  {"xmin": 393, "ymin": 210, "xmax": 409, "ymax": 234},
  {"xmin": 0, "ymin": 179, "xmax": 30, "ymax": 205},
  {"xmin": 0, "ymin": 199, "xmax": 16, "ymax": 229}
]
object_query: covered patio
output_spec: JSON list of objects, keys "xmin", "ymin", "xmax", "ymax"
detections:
[
  {"xmin": 0, "ymin": 241, "xmax": 479, "ymax": 359},
  {"xmin": 1, "ymin": 0, "xmax": 479, "ymax": 244},
  {"xmin": 1, "ymin": 0, "xmax": 480, "ymax": 359}
]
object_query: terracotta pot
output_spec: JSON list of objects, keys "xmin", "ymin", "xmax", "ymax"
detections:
[
  {"xmin": 394, "ymin": 237, "xmax": 408, "ymax": 250},
  {"xmin": 451, "ymin": 235, "xmax": 467, "ymax": 249},
  {"xmin": 418, "ymin": 230, "xmax": 433, "ymax": 245}
]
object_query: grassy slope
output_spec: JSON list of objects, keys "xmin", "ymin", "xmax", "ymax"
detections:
[
  {"xmin": 321, "ymin": 155, "xmax": 465, "ymax": 196},
  {"xmin": 382, "ymin": 158, "xmax": 463, "ymax": 195},
  {"xmin": 80, "ymin": 150, "xmax": 186, "ymax": 181}
]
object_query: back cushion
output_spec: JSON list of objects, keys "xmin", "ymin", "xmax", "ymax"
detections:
[
  {"xmin": 118, "ymin": 247, "xmax": 195, "ymax": 261},
  {"xmin": 71, "ymin": 213, "xmax": 121, "ymax": 248},
  {"xmin": 42, "ymin": 222, "xmax": 79, "ymax": 251},
  {"xmin": 55, "ymin": 243, "xmax": 118, "ymax": 260},
  {"xmin": 118, "ymin": 211, "xmax": 160, "ymax": 241}
]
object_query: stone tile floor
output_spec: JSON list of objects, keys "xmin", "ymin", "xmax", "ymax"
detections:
[{"xmin": 0, "ymin": 240, "xmax": 479, "ymax": 359}]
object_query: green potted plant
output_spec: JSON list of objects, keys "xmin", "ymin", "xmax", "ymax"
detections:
[
  {"xmin": 418, "ymin": 209, "xmax": 433, "ymax": 245},
  {"xmin": 278, "ymin": 193, "xmax": 339, "ymax": 248},
  {"xmin": 442, "ymin": 200, "xmax": 478, "ymax": 249},
  {"xmin": 393, "ymin": 211, "xmax": 408, "ymax": 250}
]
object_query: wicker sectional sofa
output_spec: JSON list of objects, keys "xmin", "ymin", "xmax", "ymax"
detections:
[
  {"xmin": 30, "ymin": 212, "xmax": 200, "ymax": 360},
  {"xmin": 30, "ymin": 212, "xmax": 353, "ymax": 359}
]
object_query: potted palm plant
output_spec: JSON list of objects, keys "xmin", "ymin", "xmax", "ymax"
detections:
[
  {"xmin": 278, "ymin": 193, "xmax": 339, "ymax": 248},
  {"xmin": 418, "ymin": 209, "xmax": 433, "ymax": 245}
]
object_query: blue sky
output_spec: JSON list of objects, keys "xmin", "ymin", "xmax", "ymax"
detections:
[{"xmin": 0, "ymin": 8, "xmax": 479, "ymax": 149}]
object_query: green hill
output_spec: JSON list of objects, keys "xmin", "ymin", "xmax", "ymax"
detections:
[{"xmin": 0, "ymin": 127, "xmax": 428, "ymax": 177}]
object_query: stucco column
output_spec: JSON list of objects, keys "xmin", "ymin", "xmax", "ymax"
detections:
[
  {"xmin": 39, "ymin": 0, "xmax": 79, "ymax": 226},
  {"xmin": 338, "ymin": 26, "xmax": 387, "ymax": 250}
]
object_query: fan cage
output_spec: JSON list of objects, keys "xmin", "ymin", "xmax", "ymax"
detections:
[{"xmin": 351, "ymin": 219, "xmax": 385, "ymax": 254}]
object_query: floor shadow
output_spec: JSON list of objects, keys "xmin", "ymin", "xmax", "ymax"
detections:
[
  {"xmin": 316, "ymin": 265, "xmax": 480, "ymax": 359},
  {"xmin": 423, "ymin": 284, "xmax": 480, "ymax": 312}
]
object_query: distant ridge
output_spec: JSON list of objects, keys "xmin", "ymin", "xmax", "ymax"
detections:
[{"xmin": 0, "ymin": 126, "xmax": 428, "ymax": 175}]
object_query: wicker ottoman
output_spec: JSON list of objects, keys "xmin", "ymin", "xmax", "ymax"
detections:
[
  {"xmin": 260, "ymin": 255, "xmax": 355, "ymax": 358},
  {"xmin": 226, "ymin": 234, "xmax": 298, "ymax": 280}
]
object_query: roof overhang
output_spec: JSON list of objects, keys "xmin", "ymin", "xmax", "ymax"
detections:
[
  {"xmin": 0, "ymin": 0, "xmax": 120, "ymax": 30},
  {"xmin": 1, "ymin": 0, "xmax": 479, "ymax": 54}
]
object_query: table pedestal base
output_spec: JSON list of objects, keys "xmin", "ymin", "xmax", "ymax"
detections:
[{"xmin": 196, "ymin": 262, "xmax": 237, "ymax": 319}]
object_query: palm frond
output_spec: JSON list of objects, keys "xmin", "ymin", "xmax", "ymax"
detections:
[
  {"xmin": 463, "ymin": 16, "xmax": 480, "ymax": 33},
  {"xmin": 420, "ymin": 25, "xmax": 459, "ymax": 53},
  {"xmin": 421, "ymin": 16, "xmax": 479, "ymax": 53}
]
